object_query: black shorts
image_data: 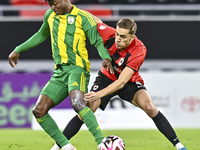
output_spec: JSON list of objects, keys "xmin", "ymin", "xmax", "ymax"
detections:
[{"xmin": 90, "ymin": 71, "xmax": 147, "ymax": 110}]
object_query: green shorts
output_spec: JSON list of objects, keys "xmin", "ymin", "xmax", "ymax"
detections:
[{"xmin": 41, "ymin": 64, "xmax": 90, "ymax": 106}]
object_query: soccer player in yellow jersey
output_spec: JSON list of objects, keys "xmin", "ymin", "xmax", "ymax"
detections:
[{"xmin": 8, "ymin": 0, "xmax": 114, "ymax": 150}]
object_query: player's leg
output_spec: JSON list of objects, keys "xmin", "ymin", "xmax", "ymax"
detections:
[
  {"xmin": 67, "ymin": 67, "xmax": 104, "ymax": 146},
  {"xmin": 34, "ymin": 67, "xmax": 77, "ymax": 150},
  {"xmin": 64, "ymin": 99, "xmax": 101, "ymax": 139},
  {"xmin": 70, "ymin": 89, "xmax": 104, "ymax": 146},
  {"xmin": 51, "ymin": 71, "xmax": 113, "ymax": 150},
  {"xmin": 131, "ymin": 89, "xmax": 158, "ymax": 118},
  {"xmin": 132, "ymin": 89, "xmax": 186, "ymax": 150},
  {"xmin": 51, "ymin": 99, "xmax": 101, "ymax": 150},
  {"xmin": 32, "ymin": 94, "xmax": 71, "ymax": 148},
  {"xmin": 118, "ymin": 81, "xmax": 186, "ymax": 150}
]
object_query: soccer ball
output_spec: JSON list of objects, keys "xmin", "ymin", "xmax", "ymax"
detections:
[{"xmin": 100, "ymin": 135, "xmax": 125, "ymax": 150}]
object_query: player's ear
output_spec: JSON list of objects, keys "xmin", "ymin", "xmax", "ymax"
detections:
[
  {"xmin": 132, "ymin": 34, "xmax": 135, "ymax": 40},
  {"xmin": 129, "ymin": 34, "xmax": 135, "ymax": 43}
]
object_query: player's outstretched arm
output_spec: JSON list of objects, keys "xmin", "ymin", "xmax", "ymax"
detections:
[
  {"xmin": 84, "ymin": 67, "xmax": 135, "ymax": 102},
  {"xmin": 8, "ymin": 50, "xmax": 19, "ymax": 68}
]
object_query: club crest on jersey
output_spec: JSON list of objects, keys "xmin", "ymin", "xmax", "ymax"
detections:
[
  {"xmin": 118, "ymin": 57, "xmax": 124, "ymax": 66},
  {"xmin": 68, "ymin": 16, "xmax": 75, "ymax": 24},
  {"xmin": 93, "ymin": 85, "xmax": 99, "ymax": 91}
]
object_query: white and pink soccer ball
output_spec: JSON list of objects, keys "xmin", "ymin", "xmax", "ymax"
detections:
[{"xmin": 100, "ymin": 135, "xmax": 125, "ymax": 150}]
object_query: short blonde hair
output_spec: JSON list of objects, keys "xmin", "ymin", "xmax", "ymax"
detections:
[{"xmin": 116, "ymin": 18, "xmax": 137, "ymax": 35}]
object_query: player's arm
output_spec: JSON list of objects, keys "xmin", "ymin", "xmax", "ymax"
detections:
[
  {"xmin": 8, "ymin": 10, "xmax": 51, "ymax": 67},
  {"xmin": 8, "ymin": 23, "xmax": 49, "ymax": 67},
  {"xmin": 84, "ymin": 67, "xmax": 135, "ymax": 102},
  {"xmin": 82, "ymin": 11, "xmax": 107, "ymax": 58},
  {"xmin": 94, "ymin": 21, "xmax": 115, "ymax": 73},
  {"xmin": 89, "ymin": 24, "xmax": 111, "ymax": 62},
  {"xmin": 14, "ymin": 23, "xmax": 49, "ymax": 54},
  {"xmin": 14, "ymin": 16, "xmax": 50, "ymax": 54},
  {"xmin": 83, "ymin": 12, "xmax": 113, "ymax": 73}
]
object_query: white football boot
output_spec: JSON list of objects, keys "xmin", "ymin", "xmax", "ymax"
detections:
[
  {"xmin": 62, "ymin": 143, "xmax": 77, "ymax": 150},
  {"xmin": 97, "ymin": 144, "xmax": 101, "ymax": 150},
  {"xmin": 50, "ymin": 143, "xmax": 60, "ymax": 150}
]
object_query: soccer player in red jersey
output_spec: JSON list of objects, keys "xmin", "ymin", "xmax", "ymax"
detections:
[{"xmin": 51, "ymin": 16, "xmax": 187, "ymax": 150}]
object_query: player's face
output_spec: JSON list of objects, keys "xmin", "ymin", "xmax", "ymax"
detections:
[
  {"xmin": 48, "ymin": 0, "xmax": 69, "ymax": 15},
  {"xmin": 115, "ymin": 26, "xmax": 135, "ymax": 51}
]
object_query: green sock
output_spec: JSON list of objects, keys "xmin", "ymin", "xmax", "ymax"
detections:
[
  {"xmin": 36, "ymin": 113, "xmax": 69, "ymax": 147},
  {"xmin": 79, "ymin": 107, "xmax": 104, "ymax": 145}
]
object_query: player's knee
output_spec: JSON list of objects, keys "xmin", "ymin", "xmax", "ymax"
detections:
[
  {"xmin": 71, "ymin": 100, "xmax": 86, "ymax": 113},
  {"xmin": 32, "ymin": 106, "xmax": 46, "ymax": 118},
  {"xmin": 87, "ymin": 100, "xmax": 100, "ymax": 112},
  {"xmin": 145, "ymin": 104, "xmax": 158, "ymax": 118}
]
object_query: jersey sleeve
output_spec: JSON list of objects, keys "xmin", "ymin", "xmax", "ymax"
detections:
[
  {"xmin": 97, "ymin": 23, "xmax": 115, "ymax": 44},
  {"xmin": 81, "ymin": 12, "xmax": 111, "ymax": 60},
  {"xmin": 14, "ymin": 9, "xmax": 51, "ymax": 54},
  {"xmin": 126, "ymin": 45, "xmax": 147, "ymax": 71}
]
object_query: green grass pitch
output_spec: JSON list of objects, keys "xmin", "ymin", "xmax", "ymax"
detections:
[{"xmin": 0, "ymin": 128, "xmax": 199, "ymax": 150}]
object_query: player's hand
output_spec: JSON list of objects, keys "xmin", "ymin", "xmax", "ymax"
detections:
[
  {"xmin": 84, "ymin": 91, "xmax": 99, "ymax": 102},
  {"xmin": 8, "ymin": 51, "xmax": 19, "ymax": 68},
  {"xmin": 102, "ymin": 58, "xmax": 114, "ymax": 74}
]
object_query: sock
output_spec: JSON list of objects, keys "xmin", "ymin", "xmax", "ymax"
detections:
[
  {"xmin": 79, "ymin": 107, "xmax": 104, "ymax": 145},
  {"xmin": 63, "ymin": 115, "xmax": 84, "ymax": 140},
  {"xmin": 152, "ymin": 111, "xmax": 180, "ymax": 146},
  {"xmin": 56, "ymin": 115, "xmax": 84, "ymax": 148},
  {"xmin": 36, "ymin": 113, "xmax": 69, "ymax": 147}
]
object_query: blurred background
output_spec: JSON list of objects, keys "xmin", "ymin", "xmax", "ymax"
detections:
[{"xmin": 0, "ymin": 0, "xmax": 200, "ymax": 129}]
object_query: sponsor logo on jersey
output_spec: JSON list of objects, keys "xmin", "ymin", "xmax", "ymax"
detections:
[
  {"xmin": 96, "ymin": 125, "xmax": 100, "ymax": 130},
  {"xmin": 116, "ymin": 67, "xmax": 122, "ymax": 73},
  {"xmin": 99, "ymin": 25, "xmax": 106, "ymax": 30},
  {"xmin": 113, "ymin": 66, "xmax": 122, "ymax": 73},
  {"xmin": 71, "ymin": 81, "xmax": 79, "ymax": 86},
  {"xmin": 136, "ymin": 81, "xmax": 144, "ymax": 88},
  {"xmin": 136, "ymin": 81, "xmax": 142, "ymax": 85}
]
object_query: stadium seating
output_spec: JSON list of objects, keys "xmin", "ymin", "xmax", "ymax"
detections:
[
  {"xmin": 10, "ymin": 0, "xmax": 47, "ymax": 18},
  {"xmin": 1, "ymin": 0, "xmax": 199, "ymax": 19},
  {"xmin": 19, "ymin": 10, "xmax": 46, "ymax": 18},
  {"xmin": 4, "ymin": 0, "xmax": 200, "ymax": 5},
  {"xmin": 10, "ymin": 0, "xmax": 48, "ymax": 5}
]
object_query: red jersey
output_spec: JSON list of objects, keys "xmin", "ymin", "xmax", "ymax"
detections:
[{"xmin": 97, "ymin": 23, "xmax": 147, "ymax": 85}]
